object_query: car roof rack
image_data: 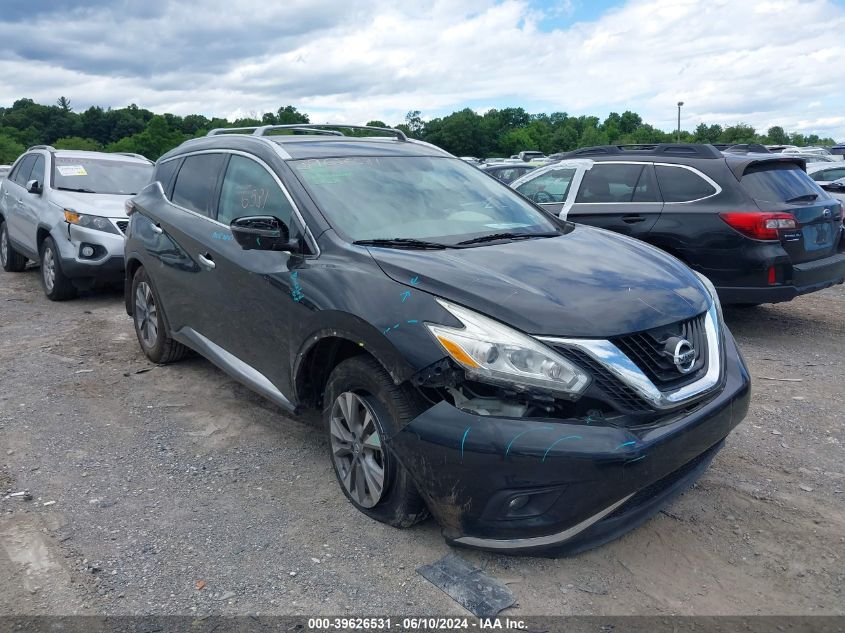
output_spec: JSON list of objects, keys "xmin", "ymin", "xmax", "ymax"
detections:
[
  {"xmin": 561, "ymin": 143, "xmax": 723, "ymax": 159},
  {"xmin": 112, "ymin": 152, "xmax": 153, "ymax": 162},
  {"xmin": 207, "ymin": 124, "xmax": 408, "ymax": 142},
  {"xmin": 26, "ymin": 145, "xmax": 56, "ymax": 152}
]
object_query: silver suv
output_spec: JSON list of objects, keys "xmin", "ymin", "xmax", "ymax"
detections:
[{"xmin": 0, "ymin": 146, "xmax": 153, "ymax": 300}]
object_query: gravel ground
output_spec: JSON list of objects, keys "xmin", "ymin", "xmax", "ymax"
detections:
[{"xmin": 0, "ymin": 264, "xmax": 843, "ymax": 616}]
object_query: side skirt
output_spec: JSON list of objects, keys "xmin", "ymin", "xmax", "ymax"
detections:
[{"xmin": 174, "ymin": 327, "xmax": 295, "ymax": 412}]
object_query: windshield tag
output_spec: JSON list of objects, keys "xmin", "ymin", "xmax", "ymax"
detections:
[
  {"xmin": 484, "ymin": 222, "xmax": 530, "ymax": 229},
  {"xmin": 57, "ymin": 165, "xmax": 88, "ymax": 177}
]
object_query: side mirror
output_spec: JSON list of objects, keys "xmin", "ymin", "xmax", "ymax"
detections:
[
  {"xmin": 230, "ymin": 216, "xmax": 300, "ymax": 252},
  {"xmin": 26, "ymin": 180, "xmax": 42, "ymax": 195}
]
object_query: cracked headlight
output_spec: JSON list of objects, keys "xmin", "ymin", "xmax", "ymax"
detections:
[
  {"xmin": 425, "ymin": 298, "xmax": 590, "ymax": 397},
  {"xmin": 693, "ymin": 271, "xmax": 723, "ymax": 323},
  {"xmin": 63, "ymin": 209, "xmax": 120, "ymax": 235}
]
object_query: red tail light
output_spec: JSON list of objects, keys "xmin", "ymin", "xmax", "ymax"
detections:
[{"xmin": 719, "ymin": 212, "xmax": 797, "ymax": 240}]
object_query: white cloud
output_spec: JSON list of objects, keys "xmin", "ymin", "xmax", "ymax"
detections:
[{"xmin": 0, "ymin": 0, "xmax": 843, "ymax": 140}]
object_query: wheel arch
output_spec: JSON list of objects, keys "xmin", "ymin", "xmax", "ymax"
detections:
[{"xmin": 293, "ymin": 324, "xmax": 418, "ymax": 415}]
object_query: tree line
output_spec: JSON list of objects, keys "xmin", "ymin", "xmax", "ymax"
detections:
[{"xmin": 0, "ymin": 97, "xmax": 837, "ymax": 165}]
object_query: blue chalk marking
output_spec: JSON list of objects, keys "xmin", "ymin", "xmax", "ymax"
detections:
[
  {"xmin": 460, "ymin": 426, "xmax": 471, "ymax": 462},
  {"xmin": 616, "ymin": 440, "xmax": 637, "ymax": 450},
  {"xmin": 505, "ymin": 426, "xmax": 555, "ymax": 458},
  {"xmin": 625, "ymin": 455, "xmax": 646, "ymax": 465},
  {"xmin": 393, "ymin": 323, "xmax": 400, "ymax": 329},
  {"xmin": 410, "ymin": 276, "xmax": 420, "ymax": 285},
  {"xmin": 541, "ymin": 435, "xmax": 582, "ymax": 463},
  {"xmin": 383, "ymin": 327, "xmax": 391, "ymax": 335},
  {"xmin": 291, "ymin": 271, "xmax": 298, "ymax": 279},
  {"xmin": 401, "ymin": 290, "xmax": 411, "ymax": 302},
  {"xmin": 406, "ymin": 319, "xmax": 418, "ymax": 324}
]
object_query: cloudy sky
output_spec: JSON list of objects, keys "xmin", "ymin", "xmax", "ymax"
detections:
[{"xmin": 1, "ymin": 0, "xmax": 844, "ymax": 139}]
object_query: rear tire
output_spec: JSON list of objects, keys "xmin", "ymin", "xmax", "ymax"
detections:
[
  {"xmin": 324, "ymin": 356, "xmax": 429, "ymax": 528},
  {"xmin": 130, "ymin": 266, "xmax": 187, "ymax": 364},
  {"xmin": 0, "ymin": 220, "xmax": 27, "ymax": 272},
  {"xmin": 39, "ymin": 236, "xmax": 76, "ymax": 301}
]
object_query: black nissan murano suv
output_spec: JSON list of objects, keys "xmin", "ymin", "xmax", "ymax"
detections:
[{"xmin": 124, "ymin": 124, "xmax": 751, "ymax": 556}]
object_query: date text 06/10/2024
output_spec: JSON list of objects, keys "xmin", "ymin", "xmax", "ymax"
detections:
[{"xmin": 307, "ymin": 617, "xmax": 527, "ymax": 630}]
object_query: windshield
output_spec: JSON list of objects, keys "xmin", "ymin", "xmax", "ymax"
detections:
[
  {"xmin": 53, "ymin": 157, "xmax": 153, "ymax": 195},
  {"xmin": 289, "ymin": 156, "xmax": 560, "ymax": 244},
  {"xmin": 741, "ymin": 165, "xmax": 828, "ymax": 204}
]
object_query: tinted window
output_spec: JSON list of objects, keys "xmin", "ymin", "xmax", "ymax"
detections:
[
  {"xmin": 290, "ymin": 156, "xmax": 559, "ymax": 243},
  {"xmin": 741, "ymin": 165, "xmax": 827, "ymax": 203},
  {"xmin": 29, "ymin": 155, "xmax": 46, "ymax": 185},
  {"xmin": 811, "ymin": 167, "xmax": 845, "ymax": 182},
  {"xmin": 830, "ymin": 147, "xmax": 845, "ymax": 156},
  {"xmin": 218, "ymin": 155, "xmax": 293, "ymax": 227},
  {"xmin": 154, "ymin": 159, "xmax": 181, "ymax": 193},
  {"xmin": 171, "ymin": 154, "xmax": 226, "ymax": 217},
  {"xmin": 656, "ymin": 165, "xmax": 717, "ymax": 202},
  {"xmin": 12, "ymin": 155, "xmax": 36, "ymax": 186},
  {"xmin": 516, "ymin": 168, "xmax": 577, "ymax": 203},
  {"xmin": 54, "ymin": 157, "xmax": 152, "ymax": 195},
  {"xmin": 575, "ymin": 163, "xmax": 660, "ymax": 203}
]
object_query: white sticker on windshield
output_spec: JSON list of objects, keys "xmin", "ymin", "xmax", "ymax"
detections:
[
  {"xmin": 57, "ymin": 165, "xmax": 88, "ymax": 177},
  {"xmin": 484, "ymin": 222, "xmax": 530, "ymax": 229}
]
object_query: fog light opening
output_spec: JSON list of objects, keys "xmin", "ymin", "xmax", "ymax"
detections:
[
  {"xmin": 508, "ymin": 495, "xmax": 530, "ymax": 512},
  {"xmin": 81, "ymin": 246, "xmax": 95, "ymax": 257}
]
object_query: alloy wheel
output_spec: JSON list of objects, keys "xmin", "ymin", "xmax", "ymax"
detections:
[
  {"xmin": 134, "ymin": 281, "xmax": 159, "ymax": 348},
  {"xmin": 42, "ymin": 246, "xmax": 56, "ymax": 292},
  {"xmin": 329, "ymin": 392, "xmax": 386, "ymax": 508}
]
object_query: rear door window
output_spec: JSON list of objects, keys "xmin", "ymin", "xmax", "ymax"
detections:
[
  {"xmin": 171, "ymin": 153, "xmax": 226, "ymax": 217},
  {"xmin": 656, "ymin": 165, "xmax": 717, "ymax": 202},
  {"xmin": 741, "ymin": 164, "xmax": 827, "ymax": 204},
  {"xmin": 575, "ymin": 163, "xmax": 660, "ymax": 203}
]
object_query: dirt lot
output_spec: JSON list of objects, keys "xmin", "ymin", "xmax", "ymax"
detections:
[{"xmin": 0, "ymin": 264, "xmax": 843, "ymax": 617}]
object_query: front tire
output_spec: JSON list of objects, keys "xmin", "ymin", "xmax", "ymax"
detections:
[
  {"xmin": 324, "ymin": 356, "xmax": 429, "ymax": 528},
  {"xmin": 130, "ymin": 266, "xmax": 187, "ymax": 364},
  {"xmin": 39, "ymin": 236, "xmax": 76, "ymax": 301},
  {"xmin": 0, "ymin": 220, "xmax": 27, "ymax": 272}
]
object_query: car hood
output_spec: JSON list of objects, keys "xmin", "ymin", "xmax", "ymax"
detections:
[
  {"xmin": 50, "ymin": 191, "xmax": 130, "ymax": 218},
  {"xmin": 367, "ymin": 225, "xmax": 710, "ymax": 338}
]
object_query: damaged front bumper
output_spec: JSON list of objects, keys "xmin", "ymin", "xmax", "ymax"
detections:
[{"xmin": 388, "ymin": 330, "xmax": 751, "ymax": 556}]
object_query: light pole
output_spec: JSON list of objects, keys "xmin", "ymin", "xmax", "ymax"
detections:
[{"xmin": 676, "ymin": 101, "xmax": 684, "ymax": 142}]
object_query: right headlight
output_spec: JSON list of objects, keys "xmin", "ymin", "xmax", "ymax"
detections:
[
  {"xmin": 693, "ymin": 271, "xmax": 723, "ymax": 323},
  {"xmin": 425, "ymin": 298, "xmax": 590, "ymax": 397}
]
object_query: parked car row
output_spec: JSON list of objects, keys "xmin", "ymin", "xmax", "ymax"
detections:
[{"xmin": 0, "ymin": 129, "xmax": 838, "ymax": 556}]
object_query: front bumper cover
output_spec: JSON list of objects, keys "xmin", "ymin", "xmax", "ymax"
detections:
[{"xmin": 388, "ymin": 328, "xmax": 751, "ymax": 556}]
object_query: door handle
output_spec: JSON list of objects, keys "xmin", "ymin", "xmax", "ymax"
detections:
[
  {"xmin": 622, "ymin": 214, "xmax": 646, "ymax": 224},
  {"xmin": 198, "ymin": 253, "xmax": 216, "ymax": 269},
  {"xmin": 150, "ymin": 223, "xmax": 163, "ymax": 234}
]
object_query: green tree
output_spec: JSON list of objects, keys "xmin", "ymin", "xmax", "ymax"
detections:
[
  {"xmin": 365, "ymin": 120, "xmax": 387, "ymax": 128},
  {"xmin": 54, "ymin": 136, "xmax": 101, "ymax": 151},
  {"xmin": 105, "ymin": 116, "xmax": 186, "ymax": 160},
  {"xmin": 277, "ymin": 105, "xmax": 309, "ymax": 124},
  {"xmin": 766, "ymin": 125, "xmax": 789, "ymax": 145},
  {"xmin": 0, "ymin": 134, "xmax": 24, "ymax": 164},
  {"xmin": 56, "ymin": 96, "xmax": 72, "ymax": 113}
]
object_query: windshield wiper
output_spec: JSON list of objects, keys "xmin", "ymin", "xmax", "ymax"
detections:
[
  {"xmin": 456, "ymin": 231, "xmax": 560, "ymax": 246},
  {"xmin": 353, "ymin": 238, "xmax": 452, "ymax": 250},
  {"xmin": 57, "ymin": 186, "xmax": 97, "ymax": 194},
  {"xmin": 785, "ymin": 193, "xmax": 818, "ymax": 203}
]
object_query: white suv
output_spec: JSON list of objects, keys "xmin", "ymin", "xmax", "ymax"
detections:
[{"xmin": 0, "ymin": 147, "xmax": 153, "ymax": 300}]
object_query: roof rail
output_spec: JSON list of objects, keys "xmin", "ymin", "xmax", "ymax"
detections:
[
  {"xmin": 562, "ymin": 143, "xmax": 722, "ymax": 160},
  {"xmin": 207, "ymin": 126, "xmax": 261, "ymax": 136},
  {"xmin": 112, "ymin": 152, "xmax": 153, "ymax": 162},
  {"xmin": 255, "ymin": 124, "xmax": 408, "ymax": 141},
  {"xmin": 206, "ymin": 124, "xmax": 408, "ymax": 142},
  {"xmin": 26, "ymin": 145, "xmax": 56, "ymax": 152}
]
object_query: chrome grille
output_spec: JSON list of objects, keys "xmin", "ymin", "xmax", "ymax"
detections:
[{"xmin": 610, "ymin": 312, "xmax": 708, "ymax": 390}]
